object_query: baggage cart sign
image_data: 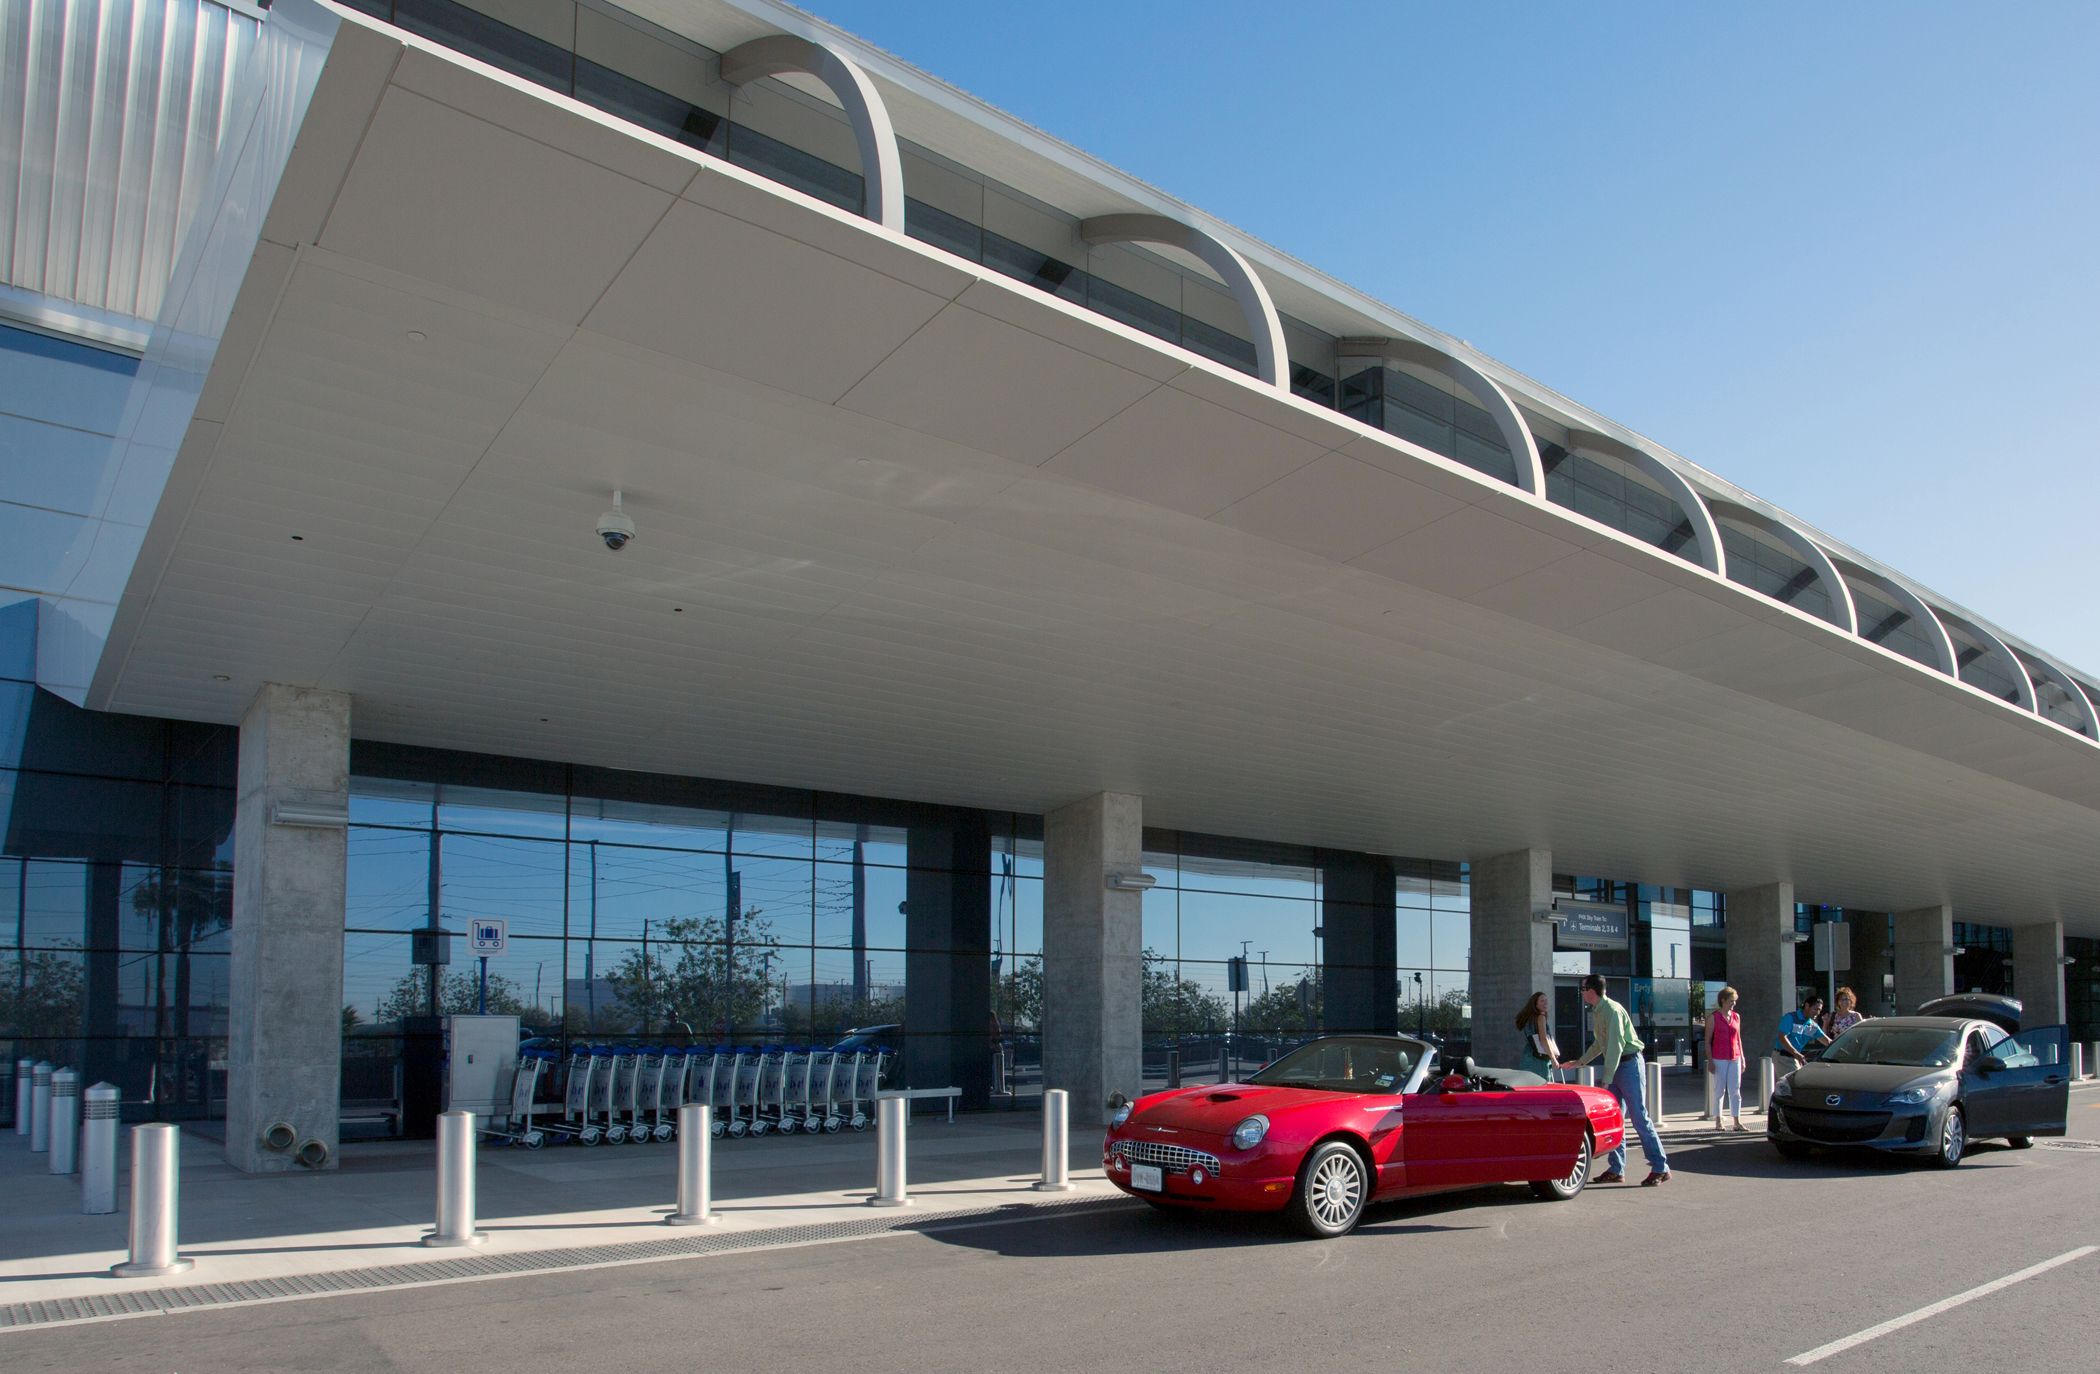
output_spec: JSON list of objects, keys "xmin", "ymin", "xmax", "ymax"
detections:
[{"xmin": 470, "ymin": 918, "xmax": 507, "ymax": 956}]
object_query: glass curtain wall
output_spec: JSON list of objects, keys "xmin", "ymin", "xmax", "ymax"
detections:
[
  {"xmin": 0, "ymin": 600, "xmax": 236, "ymax": 1125},
  {"xmin": 1395, "ymin": 860, "xmax": 1471, "ymax": 1051},
  {"xmin": 344, "ymin": 742, "xmax": 1024, "ymax": 1130}
]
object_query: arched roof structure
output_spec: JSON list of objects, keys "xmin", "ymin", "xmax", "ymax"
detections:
[
  {"xmin": 1077, "ymin": 214, "xmax": 1287, "ymax": 390},
  {"xmin": 719, "ymin": 35, "xmax": 904, "ymax": 232}
]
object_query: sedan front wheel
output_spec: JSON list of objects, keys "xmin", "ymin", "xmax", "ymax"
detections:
[
  {"xmin": 1930, "ymin": 1105, "xmax": 1966, "ymax": 1169},
  {"xmin": 1290, "ymin": 1141, "xmax": 1370, "ymax": 1237}
]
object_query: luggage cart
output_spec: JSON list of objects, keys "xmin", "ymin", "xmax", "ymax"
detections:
[
  {"xmin": 481, "ymin": 1049, "xmax": 549, "ymax": 1147},
  {"xmin": 647, "ymin": 1048, "xmax": 682, "ymax": 1142},
  {"xmin": 587, "ymin": 1046, "xmax": 620, "ymax": 1143},
  {"xmin": 608, "ymin": 1048, "xmax": 643, "ymax": 1143},
  {"xmin": 549, "ymin": 1046, "xmax": 599, "ymax": 1145},
  {"xmin": 776, "ymin": 1048, "xmax": 810, "ymax": 1136},
  {"xmin": 848, "ymin": 1049, "xmax": 889, "ymax": 1131},
  {"xmin": 632, "ymin": 1050, "xmax": 661, "ymax": 1144},
  {"xmin": 728, "ymin": 1048, "xmax": 762, "ymax": 1138},
  {"xmin": 689, "ymin": 1048, "xmax": 728, "ymax": 1138},
  {"xmin": 800, "ymin": 1049, "xmax": 835, "ymax": 1133},
  {"xmin": 753, "ymin": 1047, "xmax": 789, "ymax": 1137},
  {"xmin": 822, "ymin": 1051, "xmax": 859, "ymax": 1132}
]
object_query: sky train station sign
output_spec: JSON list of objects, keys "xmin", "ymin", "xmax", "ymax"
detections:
[{"xmin": 1551, "ymin": 900, "xmax": 1630, "ymax": 951}]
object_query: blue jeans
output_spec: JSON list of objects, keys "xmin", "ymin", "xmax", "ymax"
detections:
[{"xmin": 1607, "ymin": 1056, "xmax": 1669, "ymax": 1176}]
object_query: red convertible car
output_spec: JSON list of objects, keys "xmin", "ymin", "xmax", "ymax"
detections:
[{"xmin": 1105, "ymin": 1034, "xmax": 1625, "ymax": 1236}]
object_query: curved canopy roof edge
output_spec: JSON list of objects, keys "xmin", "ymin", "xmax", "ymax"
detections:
[
  {"xmin": 1706, "ymin": 498, "xmax": 1858, "ymax": 634},
  {"xmin": 1333, "ymin": 336, "xmax": 1547, "ymax": 498},
  {"xmin": 1565, "ymin": 429, "xmax": 1726, "ymax": 577}
]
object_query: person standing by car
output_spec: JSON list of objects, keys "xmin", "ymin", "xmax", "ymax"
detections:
[
  {"xmin": 1775, "ymin": 993, "xmax": 1831, "ymax": 1070},
  {"xmin": 1560, "ymin": 974, "xmax": 1670, "ymax": 1186},
  {"xmin": 1706, "ymin": 986, "xmax": 1746, "ymax": 1131},
  {"xmin": 1824, "ymin": 987, "xmax": 1865, "ymax": 1039},
  {"xmin": 1516, "ymin": 993, "xmax": 1558, "ymax": 1081}
]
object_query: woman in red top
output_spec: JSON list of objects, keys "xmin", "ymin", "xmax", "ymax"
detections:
[{"xmin": 1707, "ymin": 986, "xmax": 1746, "ymax": 1131}]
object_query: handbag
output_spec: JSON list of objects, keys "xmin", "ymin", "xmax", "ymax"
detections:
[{"xmin": 1531, "ymin": 1026, "xmax": 1559, "ymax": 1062}]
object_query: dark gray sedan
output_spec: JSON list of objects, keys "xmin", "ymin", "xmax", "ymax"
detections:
[{"xmin": 1768, "ymin": 1003, "xmax": 2071, "ymax": 1167}]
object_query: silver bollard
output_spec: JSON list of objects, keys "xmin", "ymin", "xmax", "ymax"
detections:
[
  {"xmin": 1645, "ymin": 1059, "xmax": 1665, "ymax": 1130},
  {"xmin": 48, "ymin": 1068, "xmax": 78, "ymax": 1174},
  {"xmin": 30, "ymin": 1061, "xmax": 53, "ymax": 1151},
  {"xmin": 667, "ymin": 1103, "xmax": 720, "ymax": 1225},
  {"xmin": 112, "ymin": 1123, "xmax": 193, "ymax": 1276},
  {"xmin": 1704, "ymin": 1062, "xmax": 1718, "ymax": 1121},
  {"xmin": 1579, "ymin": 1064, "xmax": 1596, "ymax": 1087},
  {"xmin": 870, "ymin": 1096, "xmax": 911, "ymax": 1207},
  {"xmin": 82, "ymin": 1083, "xmax": 120, "ymax": 1214},
  {"xmin": 1034, "ymin": 1088, "xmax": 1074, "ymax": 1192},
  {"xmin": 1759, "ymin": 1056, "xmax": 1777, "ymax": 1112},
  {"xmin": 13, "ymin": 1058, "xmax": 30, "ymax": 1136},
  {"xmin": 421, "ymin": 1110, "xmax": 487, "ymax": 1247},
  {"xmin": 2073, "ymin": 1043, "xmax": 2085, "ymax": 1083},
  {"xmin": 2088, "ymin": 1042, "xmax": 2099, "ymax": 1081}
]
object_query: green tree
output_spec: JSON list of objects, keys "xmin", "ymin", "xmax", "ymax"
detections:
[
  {"xmin": 995, "ymin": 954, "xmax": 1041, "ymax": 1032},
  {"xmin": 1141, "ymin": 949, "xmax": 1228, "ymax": 1039},
  {"xmin": 375, "ymin": 969, "xmax": 545, "ymax": 1023},
  {"xmin": 1243, "ymin": 973, "xmax": 1321, "ymax": 1033},
  {"xmin": 605, "ymin": 909, "xmax": 779, "ymax": 1036},
  {"xmin": 0, "ymin": 948, "xmax": 85, "ymax": 1039}
]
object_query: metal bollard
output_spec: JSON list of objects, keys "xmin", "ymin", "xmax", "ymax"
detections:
[
  {"xmin": 2073, "ymin": 1043, "xmax": 2085, "ymax": 1083},
  {"xmin": 1166, "ymin": 1050, "xmax": 1181, "ymax": 1090},
  {"xmin": 1758, "ymin": 1056, "xmax": 1777, "ymax": 1112},
  {"xmin": 1579, "ymin": 1064, "xmax": 1596, "ymax": 1087},
  {"xmin": 1704, "ymin": 1062, "xmax": 1718, "ymax": 1121},
  {"xmin": 13, "ymin": 1058, "xmax": 30, "ymax": 1135},
  {"xmin": 421, "ymin": 1111, "xmax": 487, "ymax": 1247},
  {"xmin": 82, "ymin": 1083, "xmax": 120, "ymax": 1213},
  {"xmin": 2089, "ymin": 1042, "xmax": 2100, "ymax": 1081},
  {"xmin": 112, "ymin": 1123, "xmax": 192, "ymax": 1276},
  {"xmin": 1645, "ymin": 1059, "xmax": 1665, "ymax": 1129},
  {"xmin": 667, "ymin": 1103, "xmax": 720, "ymax": 1225},
  {"xmin": 870, "ymin": 1096, "xmax": 911, "ymax": 1207},
  {"xmin": 1034, "ymin": 1088, "xmax": 1074, "ymax": 1192},
  {"xmin": 30, "ymin": 1061, "xmax": 53, "ymax": 1152},
  {"xmin": 49, "ymin": 1068, "xmax": 79, "ymax": 1174}
]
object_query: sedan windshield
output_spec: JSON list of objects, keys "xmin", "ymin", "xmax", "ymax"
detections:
[
  {"xmin": 1247, "ymin": 1037, "xmax": 1418, "ymax": 1093},
  {"xmin": 1820, "ymin": 1026, "xmax": 1961, "ymax": 1067}
]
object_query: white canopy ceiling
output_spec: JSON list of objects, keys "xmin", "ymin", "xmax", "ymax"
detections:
[{"xmin": 92, "ymin": 9, "xmax": 2100, "ymax": 934}]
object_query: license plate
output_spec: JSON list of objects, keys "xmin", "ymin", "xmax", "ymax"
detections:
[{"xmin": 1130, "ymin": 1163, "xmax": 1162, "ymax": 1192}]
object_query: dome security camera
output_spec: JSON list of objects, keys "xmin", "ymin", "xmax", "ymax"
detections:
[{"xmin": 596, "ymin": 490, "xmax": 636, "ymax": 551}]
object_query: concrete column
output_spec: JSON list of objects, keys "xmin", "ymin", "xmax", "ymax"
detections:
[
  {"xmin": 1468, "ymin": 849, "xmax": 1553, "ymax": 1069},
  {"xmin": 1892, "ymin": 905, "xmax": 1954, "ymax": 1015},
  {"xmin": 2013, "ymin": 921, "xmax": 2067, "ymax": 1028},
  {"xmin": 227, "ymin": 684, "xmax": 350, "ymax": 1173},
  {"xmin": 1041, "ymin": 793, "xmax": 1142, "ymax": 1123},
  {"xmin": 1321, "ymin": 852, "xmax": 1396, "ymax": 1034},
  {"xmin": 903, "ymin": 809, "xmax": 992, "ymax": 1110},
  {"xmin": 1725, "ymin": 883, "xmax": 1795, "ymax": 1065}
]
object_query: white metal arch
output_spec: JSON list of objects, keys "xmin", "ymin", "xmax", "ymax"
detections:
[
  {"xmin": 1704, "ymin": 499, "xmax": 1857, "ymax": 634},
  {"xmin": 719, "ymin": 35, "xmax": 904, "ymax": 233},
  {"xmin": 1831, "ymin": 558, "xmax": 1957, "ymax": 676},
  {"xmin": 1333, "ymin": 337, "xmax": 1547, "ymax": 497},
  {"xmin": 1077, "ymin": 214, "xmax": 1288, "ymax": 391},
  {"xmin": 2013, "ymin": 645, "xmax": 2098, "ymax": 737},
  {"xmin": 1932, "ymin": 606, "xmax": 2037, "ymax": 712},
  {"xmin": 1565, "ymin": 430, "xmax": 1726, "ymax": 577}
]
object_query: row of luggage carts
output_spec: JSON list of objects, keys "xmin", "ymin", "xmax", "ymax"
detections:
[{"xmin": 487, "ymin": 1045, "xmax": 892, "ymax": 1147}]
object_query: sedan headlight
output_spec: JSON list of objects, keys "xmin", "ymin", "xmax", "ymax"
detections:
[
  {"xmin": 1771, "ymin": 1076, "xmax": 1794, "ymax": 1100},
  {"xmin": 1110, "ymin": 1102, "xmax": 1134, "ymax": 1128},
  {"xmin": 1887, "ymin": 1082, "xmax": 1946, "ymax": 1106},
  {"xmin": 1231, "ymin": 1115, "xmax": 1269, "ymax": 1150}
]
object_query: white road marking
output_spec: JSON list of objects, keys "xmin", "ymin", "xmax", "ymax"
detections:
[{"xmin": 1784, "ymin": 1245, "xmax": 2097, "ymax": 1366}]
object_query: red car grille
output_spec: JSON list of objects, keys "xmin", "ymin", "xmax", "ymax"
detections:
[{"xmin": 1111, "ymin": 1139, "xmax": 1221, "ymax": 1175}]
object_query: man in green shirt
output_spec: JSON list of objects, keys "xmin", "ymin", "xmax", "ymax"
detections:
[{"xmin": 1560, "ymin": 973, "xmax": 1671, "ymax": 1186}]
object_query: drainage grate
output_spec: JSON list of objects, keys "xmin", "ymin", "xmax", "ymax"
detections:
[{"xmin": 0, "ymin": 1194, "xmax": 1139, "ymax": 1331}]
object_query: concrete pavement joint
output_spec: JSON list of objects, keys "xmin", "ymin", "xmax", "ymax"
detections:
[{"xmin": 0, "ymin": 1193, "xmax": 1142, "ymax": 1334}]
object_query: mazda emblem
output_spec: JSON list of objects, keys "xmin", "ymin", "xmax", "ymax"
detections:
[{"xmin": 1825, "ymin": 1094, "xmax": 1841, "ymax": 1106}]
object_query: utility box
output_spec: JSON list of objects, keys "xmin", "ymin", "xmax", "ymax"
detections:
[{"xmin": 442, "ymin": 1015, "xmax": 520, "ymax": 1118}]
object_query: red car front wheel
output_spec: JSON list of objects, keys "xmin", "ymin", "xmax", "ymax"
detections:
[{"xmin": 1290, "ymin": 1141, "xmax": 1369, "ymax": 1237}]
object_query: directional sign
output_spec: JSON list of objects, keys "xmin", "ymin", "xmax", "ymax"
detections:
[{"xmin": 469, "ymin": 918, "xmax": 507, "ymax": 956}]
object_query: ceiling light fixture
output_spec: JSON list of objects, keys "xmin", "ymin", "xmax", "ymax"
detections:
[
  {"xmin": 407, "ymin": 330, "xmax": 426, "ymax": 341},
  {"xmin": 596, "ymin": 490, "xmax": 635, "ymax": 551},
  {"xmin": 213, "ymin": 674, "xmax": 230, "ymax": 682}
]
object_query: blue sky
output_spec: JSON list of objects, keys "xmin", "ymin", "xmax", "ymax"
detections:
[{"xmin": 809, "ymin": 2, "xmax": 2100, "ymax": 671}]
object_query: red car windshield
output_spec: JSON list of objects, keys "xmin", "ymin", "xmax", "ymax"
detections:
[{"xmin": 1247, "ymin": 1037, "xmax": 1419, "ymax": 1094}]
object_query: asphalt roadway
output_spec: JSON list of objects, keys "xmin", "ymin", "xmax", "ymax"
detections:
[{"xmin": 12, "ymin": 1092, "xmax": 2099, "ymax": 1373}]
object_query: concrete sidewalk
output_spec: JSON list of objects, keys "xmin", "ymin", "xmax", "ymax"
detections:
[{"xmin": 0, "ymin": 1111, "xmax": 1112, "ymax": 1308}]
